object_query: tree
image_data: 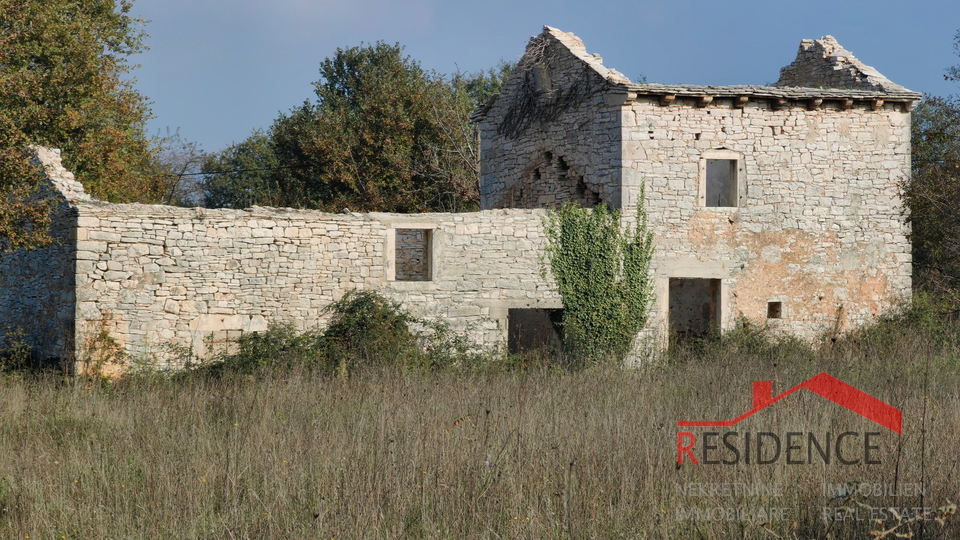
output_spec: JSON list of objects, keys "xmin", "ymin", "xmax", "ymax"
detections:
[
  {"xmin": 201, "ymin": 44, "xmax": 513, "ymax": 213},
  {"xmin": 906, "ymin": 30, "xmax": 960, "ymax": 299},
  {"xmin": 201, "ymin": 130, "xmax": 283, "ymax": 209},
  {"xmin": 151, "ymin": 129, "xmax": 206, "ymax": 206},
  {"xmin": 908, "ymin": 96, "xmax": 960, "ymax": 293},
  {"xmin": 0, "ymin": 0, "xmax": 166, "ymax": 248}
]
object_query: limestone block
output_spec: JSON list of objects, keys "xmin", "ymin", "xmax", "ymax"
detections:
[{"xmin": 77, "ymin": 241, "xmax": 107, "ymax": 253}]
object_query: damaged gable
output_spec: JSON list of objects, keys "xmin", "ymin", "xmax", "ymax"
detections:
[
  {"xmin": 775, "ymin": 36, "xmax": 909, "ymax": 92},
  {"xmin": 476, "ymin": 27, "xmax": 629, "ymax": 209},
  {"xmin": 539, "ymin": 26, "xmax": 630, "ymax": 86},
  {"xmin": 474, "ymin": 26, "xmax": 629, "ymax": 132}
]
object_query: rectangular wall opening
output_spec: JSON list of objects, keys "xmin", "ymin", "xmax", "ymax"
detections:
[
  {"xmin": 669, "ymin": 278, "xmax": 721, "ymax": 339},
  {"xmin": 705, "ymin": 159, "xmax": 737, "ymax": 207},
  {"xmin": 767, "ymin": 301, "xmax": 782, "ymax": 319},
  {"xmin": 508, "ymin": 308, "xmax": 562, "ymax": 354},
  {"xmin": 395, "ymin": 229, "xmax": 432, "ymax": 281}
]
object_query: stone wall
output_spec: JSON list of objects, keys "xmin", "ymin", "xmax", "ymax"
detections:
[
  {"xmin": 477, "ymin": 27, "xmax": 626, "ymax": 210},
  {"xmin": 475, "ymin": 27, "xmax": 915, "ymax": 347},
  {"xmin": 71, "ymin": 202, "xmax": 558, "ymax": 370},
  {"xmin": 0, "ymin": 148, "xmax": 83, "ymax": 364},
  {"xmin": 775, "ymin": 36, "xmax": 908, "ymax": 93},
  {"xmin": 620, "ymin": 96, "xmax": 912, "ymax": 340},
  {"xmin": 0, "ymin": 238, "xmax": 76, "ymax": 362}
]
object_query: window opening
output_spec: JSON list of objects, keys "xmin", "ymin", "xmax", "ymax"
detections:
[
  {"xmin": 705, "ymin": 159, "xmax": 737, "ymax": 207},
  {"xmin": 394, "ymin": 229, "xmax": 432, "ymax": 281},
  {"xmin": 767, "ymin": 301, "xmax": 782, "ymax": 319}
]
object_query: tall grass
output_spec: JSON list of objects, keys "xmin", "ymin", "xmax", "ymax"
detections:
[{"xmin": 0, "ymin": 295, "xmax": 957, "ymax": 538}]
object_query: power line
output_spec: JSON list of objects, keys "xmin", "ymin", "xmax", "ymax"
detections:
[{"xmin": 176, "ymin": 164, "xmax": 308, "ymax": 177}]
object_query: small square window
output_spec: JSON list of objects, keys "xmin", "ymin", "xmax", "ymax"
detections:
[
  {"xmin": 767, "ymin": 301, "xmax": 782, "ymax": 319},
  {"xmin": 705, "ymin": 159, "xmax": 737, "ymax": 207},
  {"xmin": 394, "ymin": 229, "xmax": 432, "ymax": 281}
]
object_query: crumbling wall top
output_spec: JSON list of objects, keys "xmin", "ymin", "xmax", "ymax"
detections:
[
  {"xmin": 28, "ymin": 146, "xmax": 92, "ymax": 203},
  {"xmin": 540, "ymin": 26, "xmax": 630, "ymax": 84},
  {"xmin": 775, "ymin": 36, "xmax": 911, "ymax": 93}
]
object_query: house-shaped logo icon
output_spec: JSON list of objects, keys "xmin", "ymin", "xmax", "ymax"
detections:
[{"xmin": 677, "ymin": 372, "xmax": 902, "ymax": 434}]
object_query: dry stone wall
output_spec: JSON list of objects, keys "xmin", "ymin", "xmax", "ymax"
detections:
[
  {"xmin": 71, "ymin": 202, "xmax": 557, "ymax": 370},
  {"xmin": 0, "ymin": 241, "xmax": 75, "ymax": 362},
  {"xmin": 0, "ymin": 148, "xmax": 82, "ymax": 363}
]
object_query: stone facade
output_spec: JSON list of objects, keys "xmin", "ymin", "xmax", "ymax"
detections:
[
  {"xmin": 0, "ymin": 26, "xmax": 920, "ymax": 371},
  {"xmin": 475, "ymin": 27, "xmax": 919, "ymax": 344}
]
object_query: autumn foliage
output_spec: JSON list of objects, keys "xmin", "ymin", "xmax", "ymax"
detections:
[{"xmin": 0, "ymin": 0, "xmax": 169, "ymax": 248}]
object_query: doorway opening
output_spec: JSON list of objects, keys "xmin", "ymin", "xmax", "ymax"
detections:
[
  {"xmin": 508, "ymin": 308, "xmax": 562, "ymax": 354},
  {"xmin": 668, "ymin": 278, "xmax": 721, "ymax": 339}
]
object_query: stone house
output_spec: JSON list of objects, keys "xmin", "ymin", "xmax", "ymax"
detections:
[
  {"xmin": 474, "ymin": 27, "xmax": 918, "ymax": 343},
  {"xmin": 0, "ymin": 27, "xmax": 919, "ymax": 373}
]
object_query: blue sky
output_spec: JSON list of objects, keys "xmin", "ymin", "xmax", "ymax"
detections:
[{"xmin": 129, "ymin": 0, "xmax": 960, "ymax": 153}]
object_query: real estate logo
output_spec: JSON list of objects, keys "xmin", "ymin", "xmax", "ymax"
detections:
[{"xmin": 676, "ymin": 372, "xmax": 902, "ymax": 466}]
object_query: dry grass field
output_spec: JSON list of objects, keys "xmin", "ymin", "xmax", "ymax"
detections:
[{"xmin": 0, "ymin": 301, "xmax": 958, "ymax": 539}]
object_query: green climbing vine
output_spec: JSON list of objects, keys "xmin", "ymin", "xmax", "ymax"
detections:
[{"xmin": 543, "ymin": 200, "xmax": 654, "ymax": 364}]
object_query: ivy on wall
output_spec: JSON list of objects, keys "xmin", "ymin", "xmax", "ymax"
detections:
[{"xmin": 543, "ymin": 200, "xmax": 654, "ymax": 364}]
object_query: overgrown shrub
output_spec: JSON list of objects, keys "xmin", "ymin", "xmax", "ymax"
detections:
[
  {"xmin": 0, "ymin": 326, "xmax": 63, "ymax": 374},
  {"xmin": 825, "ymin": 292, "xmax": 960, "ymax": 374},
  {"xmin": 666, "ymin": 293, "xmax": 960, "ymax": 383},
  {"xmin": 192, "ymin": 290, "xmax": 487, "ymax": 378},
  {"xmin": 191, "ymin": 323, "xmax": 327, "ymax": 378},
  {"xmin": 667, "ymin": 316, "xmax": 815, "ymax": 367},
  {"xmin": 321, "ymin": 290, "xmax": 420, "ymax": 372}
]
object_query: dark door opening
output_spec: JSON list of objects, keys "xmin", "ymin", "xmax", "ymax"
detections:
[
  {"xmin": 669, "ymin": 278, "xmax": 720, "ymax": 339},
  {"xmin": 508, "ymin": 308, "xmax": 562, "ymax": 354}
]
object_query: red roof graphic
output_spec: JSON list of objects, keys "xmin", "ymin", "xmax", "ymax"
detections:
[{"xmin": 677, "ymin": 372, "xmax": 902, "ymax": 434}]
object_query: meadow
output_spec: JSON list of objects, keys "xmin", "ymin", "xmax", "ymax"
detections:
[{"xmin": 0, "ymin": 296, "xmax": 958, "ymax": 539}]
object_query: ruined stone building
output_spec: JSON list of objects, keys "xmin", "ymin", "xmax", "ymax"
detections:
[{"xmin": 0, "ymin": 27, "xmax": 919, "ymax": 373}]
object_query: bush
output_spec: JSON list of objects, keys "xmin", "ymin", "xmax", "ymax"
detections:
[
  {"xmin": 188, "ymin": 323, "xmax": 326, "ymax": 378},
  {"xmin": 321, "ymin": 290, "xmax": 420, "ymax": 372},
  {"xmin": 542, "ymin": 202, "xmax": 654, "ymax": 367},
  {"xmin": 667, "ymin": 316, "xmax": 815, "ymax": 368},
  {"xmin": 192, "ymin": 290, "xmax": 488, "ymax": 378},
  {"xmin": 0, "ymin": 327, "xmax": 64, "ymax": 375}
]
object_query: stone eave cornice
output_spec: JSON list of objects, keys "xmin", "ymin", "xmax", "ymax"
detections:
[{"xmin": 608, "ymin": 82, "xmax": 922, "ymax": 110}]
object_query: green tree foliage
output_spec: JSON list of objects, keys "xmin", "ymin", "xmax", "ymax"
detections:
[
  {"xmin": 906, "ymin": 29, "xmax": 960, "ymax": 299},
  {"xmin": 201, "ymin": 130, "xmax": 281, "ymax": 209},
  {"xmin": 908, "ymin": 96, "xmax": 960, "ymax": 289},
  {"xmin": 543, "ymin": 202, "xmax": 654, "ymax": 365},
  {"xmin": 0, "ymin": 0, "xmax": 168, "ymax": 247},
  {"xmin": 202, "ymin": 44, "xmax": 512, "ymax": 212}
]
